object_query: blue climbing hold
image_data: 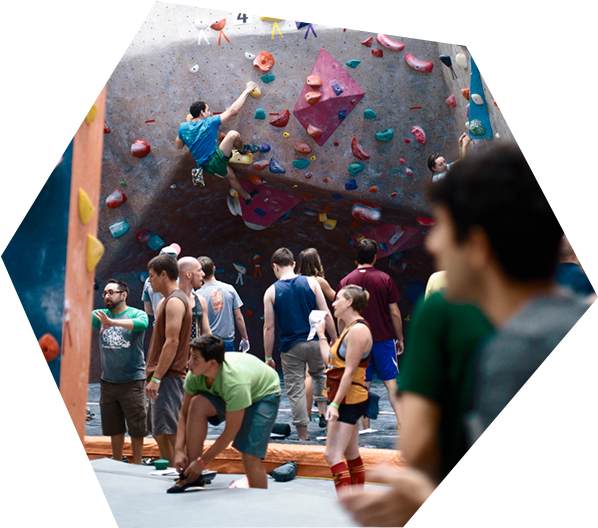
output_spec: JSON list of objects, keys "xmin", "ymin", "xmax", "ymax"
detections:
[
  {"xmin": 147, "ymin": 235, "xmax": 165, "ymax": 251},
  {"xmin": 332, "ymin": 194, "xmax": 343, "ymax": 200},
  {"xmin": 338, "ymin": 110, "xmax": 347, "ymax": 120},
  {"xmin": 349, "ymin": 163, "xmax": 364, "ymax": 176},
  {"xmin": 261, "ymin": 74, "xmax": 275, "ymax": 83},
  {"xmin": 260, "ymin": 142, "xmax": 271, "ymax": 153},
  {"xmin": 345, "ymin": 179, "xmax": 358, "ymax": 190},
  {"xmin": 364, "ymin": 109, "xmax": 377, "ymax": 119},
  {"xmin": 375, "ymin": 129, "xmax": 394, "ymax": 142},
  {"xmin": 269, "ymin": 158, "xmax": 286, "ymax": 173},
  {"xmin": 293, "ymin": 159, "xmax": 311, "ymax": 169},
  {"xmin": 254, "ymin": 208, "xmax": 267, "ymax": 217},
  {"xmin": 346, "ymin": 60, "xmax": 361, "ymax": 68},
  {"xmin": 110, "ymin": 220, "xmax": 129, "ymax": 238},
  {"xmin": 255, "ymin": 109, "xmax": 266, "ymax": 120},
  {"xmin": 331, "ymin": 81, "xmax": 343, "ymax": 96},
  {"xmin": 250, "ymin": 144, "xmax": 260, "ymax": 153},
  {"xmin": 303, "ymin": 208, "xmax": 318, "ymax": 216}
]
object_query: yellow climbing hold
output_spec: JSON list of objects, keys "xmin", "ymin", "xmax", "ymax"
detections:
[
  {"xmin": 85, "ymin": 104, "xmax": 98, "ymax": 125},
  {"xmin": 319, "ymin": 213, "xmax": 328, "ymax": 223},
  {"xmin": 283, "ymin": 132, "xmax": 290, "ymax": 138},
  {"xmin": 323, "ymin": 219, "xmax": 337, "ymax": 230},
  {"xmin": 78, "ymin": 188, "xmax": 95, "ymax": 225},
  {"xmin": 229, "ymin": 150, "xmax": 253, "ymax": 164},
  {"xmin": 247, "ymin": 82, "xmax": 261, "ymax": 98},
  {"xmin": 260, "ymin": 17, "xmax": 283, "ymax": 21},
  {"xmin": 310, "ymin": 155, "xmax": 316, "ymax": 161},
  {"xmin": 87, "ymin": 235, "xmax": 104, "ymax": 272}
]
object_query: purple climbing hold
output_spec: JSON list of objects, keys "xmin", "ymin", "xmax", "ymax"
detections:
[
  {"xmin": 339, "ymin": 109, "xmax": 347, "ymax": 120},
  {"xmin": 296, "ymin": 22, "xmax": 309, "ymax": 29},
  {"xmin": 269, "ymin": 158, "xmax": 286, "ymax": 173},
  {"xmin": 345, "ymin": 179, "xmax": 358, "ymax": 190},
  {"xmin": 260, "ymin": 142, "xmax": 271, "ymax": 153},
  {"xmin": 331, "ymin": 81, "xmax": 344, "ymax": 96}
]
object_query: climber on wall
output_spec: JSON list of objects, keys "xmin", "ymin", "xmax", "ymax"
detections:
[
  {"xmin": 427, "ymin": 132, "xmax": 470, "ymax": 183},
  {"xmin": 175, "ymin": 81, "xmax": 259, "ymax": 203}
]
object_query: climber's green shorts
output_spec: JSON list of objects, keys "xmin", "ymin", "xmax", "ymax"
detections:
[{"xmin": 203, "ymin": 147, "xmax": 231, "ymax": 177}]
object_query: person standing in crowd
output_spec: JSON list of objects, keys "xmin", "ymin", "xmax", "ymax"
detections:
[
  {"xmin": 263, "ymin": 248, "xmax": 337, "ymax": 441},
  {"xmin": 197, "ymin": 256, "xmax": 250, "ymax": 352},
  {"xmin": 340, "ymin": 144, "xmax": 590, "ymax": 526},
  {"xmin": 337, "ymin": 238, "xmax": 404, "ymax": 430},
  {"xmin": 178, "ymin": 257, "xmax": 211, "ymax": 340},
  {"xmin": 316, "ymin": 285, "xmax": 373, "ymax": 496},
  {"xmin": 145, "ymin": 254, "xmax": 192, "ymax": 466},
  {"xmin": 92, "ymin": 279, "xmax": 149, "ymax": 464}
]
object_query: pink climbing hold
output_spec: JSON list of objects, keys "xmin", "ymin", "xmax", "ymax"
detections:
[
  {"xmin": 446, "ymin": 94, "xmax": 457, "ymax": 108},
  {"xmin": 416, "ymin": 217, "xmax": 436, "ymax": 226},
  {"xmin": 405, "ymin": 168, "xmax": 413, "ymax": 176},
  {"xmin": 404, "ymin": 53, "xmax": 434, "ymax": 73},
  {"xmin": 411, "ymin": 126, "xmax": 426, "ymax": 145},
  {"xmin": 404, "ymin": 138, "xmax": 411, "ymax": 144},
  {"xmin": 106, "ymin": 189, "xmax": 127, "ymax": 209},
  {"xmin": 376, "ymin": 34, "xmax": 405, "ymax": 51},
  {"xmin": 399, "ymin": 158, "xmax": 406, "ymax": 164},
  {"xmin": 351, "ymin": 137, "xmax": 370, "ymax": 160},
  {"xmin": 270, "ymin": 109, "xmax": 290, "ymax": 127},
  {"xmin": 131, "ymin": 140, "xmax": 151, "ymax": 158}
]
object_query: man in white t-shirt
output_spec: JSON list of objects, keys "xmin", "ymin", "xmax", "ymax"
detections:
[{"xmin": 196, "ymin": 256, "xmax": 250, "ymax": 353}]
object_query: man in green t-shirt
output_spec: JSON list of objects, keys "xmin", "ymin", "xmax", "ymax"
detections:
[{"xmin": 172, "ymin": 335, "xmax": 280, "ymax": 492}]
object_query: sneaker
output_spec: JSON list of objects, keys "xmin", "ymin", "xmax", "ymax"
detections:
[
  {"xmin": 245, "ymin": 189, "xmax": 258, "ymax": 206},
  {"xmin": 167, "ymin": 473, "xmax": 206, "ymax": 494},
  {"xmin": 142, "ymin": 457, "xmax": 155, "ymax": 466},
  {"xmin": 319, "ymin": 414, "xmax": 327, "ymax": 428}
]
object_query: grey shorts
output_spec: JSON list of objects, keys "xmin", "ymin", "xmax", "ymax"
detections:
[
  {"xmin": 146, "ymin": 376, "xmax": 185, "ymax": 436},
  {"xmin": 100, "ymin": 379, "xmax": 147, "ymax": 438},
  {"xmin": 198, "ymin": 391, "xmax": 281, "ymax": 458}
]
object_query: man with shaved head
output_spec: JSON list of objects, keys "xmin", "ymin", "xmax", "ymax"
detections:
[{"xmin": 178, "ymin": 257, "xmax": 211, "ymax": 339}]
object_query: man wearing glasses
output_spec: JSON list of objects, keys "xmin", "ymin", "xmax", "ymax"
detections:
[{"xmin": 92, "ymin": 279, "xmax": 149, "ymax": 464}]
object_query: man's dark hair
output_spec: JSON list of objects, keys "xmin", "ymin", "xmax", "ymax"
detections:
[
  {"xmin": 147, "ymin": 254, "xmax": 179, "ymax": 281},
  {"xmin": 190, "ymin": 101, "xmax": 207, "ymax": 118},
  {"xmin": 271, "ymin": 247, "xmax": 294, "ymax": 267},
  {"xmin": 198, "ymin": 256, "xmax": 215, "ymax": 279},
  {"xmin": 428, "ymin": 143, "xmax": 563, "ymax": 282},
  {"xmin": 106, "ymin": 278, "xmax": 129, "ymax": 297},
  {"xmin": 189, "ymin": 334, "xmax": 225, "ymax": 364},
  {"xmin": 427, "ymin": 153, "xmax": 442, "ymax": 173},
  {"xmin": 356, "ymin": 238, "xmax": 378, "ymax": 265}
]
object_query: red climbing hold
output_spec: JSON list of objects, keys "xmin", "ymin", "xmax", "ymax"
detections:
[
  {"xmin": 446, "ymin": 94, "xmax": 457, "ymax": 108},
  {"xmin": 411, "ymin": 126, "xmax": 426, "ymax": 145},
  {"xmin": 210, "ymin": 18, "xmax": 226, "ymax": 30},
  {"xmin": 361, "ymin": 36, "xmax": 373, "ymax": 47},
  {"xmin": 416, "ymin": 217, "xmax": 436, "ymax": 226},
  {"xmin": 404, "ymin": 53, "xmax": 434, "ymax": 73},
  {"xmin": 371, "ymin": 49, "xmax": 384, "ymax": 58},
  {"xmin": 39, "ymin": 333, "xmax": 60, "ymax": 362},
  {"xmin": 106, "ymin": 189, "xmax": 127, "ymax": 209},
  {"xmin": 399, "ymin": 158, "xmax": 406, "ymax": 164},
  {"xmin": 404, "ymin": 138, "xmax": 411, "ymax": 144},
  {"xmin": 135, "ymin": 230, "xmax": 151, "ymax": 243},
  {"xmin": 305, "ymin": 172, "xmax": 313, "ymax": 179},
  {"xmin": 103, "ymin": 120, "xmax": 111, "ymax": 134},
  {"xmin": 390, "ymin": 192, "xmax": 397, "ymax": 197},
  {"xmin": 351, "ymin": 137, "xmax": 371, "ymax": 160},
  {"xmin": 270, "ymin": 109, "xmax": 290, "ymax": 127},
  {"xmin": 131, "ymin": 140, "xmax": 151, "ymax": 158},
  {"xmin": 334, "ymin": 141, "xmax": 340, "ymax": 147},
  {"xmin": 405, "ymin": 168, "xmax": 413, "ymax": 176}
]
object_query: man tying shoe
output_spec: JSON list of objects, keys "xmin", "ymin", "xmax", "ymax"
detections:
[
  {"xmin": 175, "ymin": 81, "xmax": 259, "ymax": 203},
  {"xmin": 171, "ymin": 335, "xmax": 281, "ymax": 491}
]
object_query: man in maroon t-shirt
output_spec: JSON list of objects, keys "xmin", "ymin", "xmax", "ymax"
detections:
[{"xmin": 337, "ymin": 238, "xmax": 404, "ymax": 429}]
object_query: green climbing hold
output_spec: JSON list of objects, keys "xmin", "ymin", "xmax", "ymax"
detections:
[
  {"xmin": 375, "ymin": 129, "xmax": 394, "ymax": 142},
  {"xmin": 293, "ymin": 159, "xmax": 311, "ymax": 169},
  {"xmin": 349, "ymin": 163, "xmax": 364, "ymax": 176},
  {"xmin": 469, "ymin": 119, "xmax": 486, "ymax": 136},
  {"xmin": 255, "ymin": 108, "xmax": 267, "ymax": 120},
  {"xmin": 346, "ymin": 60, "xmax": 361, "ymax": 68},
  {"xmin": 364, "ymin": 109, "xmax": 377, "ymax": 119},
  {"xmin": 261, "ymin": 74, "xmax": 275, "ymax": 83}
]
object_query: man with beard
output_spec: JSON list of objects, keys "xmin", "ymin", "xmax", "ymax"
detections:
[
  {"xmin": 92, "ymin": 279, "xmax": 149, "ymax": 464},
  {"xmin": 178, "ymin": 257, "xmax": 211, "ymax": 339}
]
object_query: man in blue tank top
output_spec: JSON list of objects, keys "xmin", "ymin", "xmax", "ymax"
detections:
[{"xmin": 263, "ymin": 248, "xmax": 337, "ymax": 440}]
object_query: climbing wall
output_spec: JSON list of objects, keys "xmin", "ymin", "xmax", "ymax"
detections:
[{"xmin": 90, "ymin": 3, "xmax": 514, "ymax": 379}]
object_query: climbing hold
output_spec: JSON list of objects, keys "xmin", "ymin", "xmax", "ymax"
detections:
[
  {"xmin": 245, "ymin": 52, "xmax": 256, "ymax": 60},
  {"xmin": 404, "ymin": 138, "xmax": 411, "ymax": 143},
  {"xmin": 446, "ymin": 94, "xmax": 457, "ymax": 108},
  {"xmin": 229, "ymin": 150, "xmax": 252, "ymax": 164},
  {"xmin": 338, "ymin": 110, "xmax": 347, "ymax": 120},
  {"xmin": 376, "ymin": 34, "xmax": 405, "ymax": 51},
  {"xmin": 305, "ymin": 91, "xmax": 322, "ymax": 105},
  {"xmin": 294, "ymin": 142, "xmax": 312, "ymax": 154},
  {"xmin": 469, "ymin": 119, "xmax": 486, "ymax": 136},
  {"xmin": 411, "ymin": 126, "xmax": 426, "ymax": 145},
  {"xmin": 306, "ymin": 75, "xmax": 322, "ymax": 87},
  {"xmin": 405, "ymin": 168, "xmax": 413, "ymax": 176},
  {"xmin": 331, "ymin": 81, "xmax": 344, "ymax": 96},
  {"xmin": 371, "ymin": 49, "xmax": 384, "ymax": 58},
  {"xmin": 147, "ymin": 235, "xmax": 165, "ymax": 251},
  {"xmin": 350, "ymin": 221, "xmax": 361, "ymax": 229},
  {"xmin": 303, "ymin": 195, "xmax": 314, "ymax": 202},
  {"xmin": 399, "ymin": 158, "xmax": 405, "ymax": 164},
  {"xmin": 346, "ymin": 60, "xmax": 361, "ymax": 68},
  {"xmin": 78, "ymin": 189, "xmax": 95, "ymax": 225},
  {"xmin": 270, "ymin": 109, "xmax": 290, "ymax": 127},
  {"xmin": 416, "ymin": 217, "xmax": 436, "ymax": 226},
  {"xmin": 39, "ymin": 333, "xmax": 60, "ymax": 362},
  {"xmin": 345, "ymin": 179, "xmax": 358, "ymax": 190},
  {"xmin": 135, "ymin": 230, "xmax": 151, "ymax": 243},
  {"xmin": 269, "ymin": 158, "xmax": 286, "ymax": 173},
  {"xmin": 248, "ymin": 175, "xmax": 262, "ymax": 186},
  {"xmin": 190, "ymin": 64, "xmax": 199, "ymax": 73},
  {"xmin": 390, "ymin": 192, "xmax": 397, "ymax": 197},
  {"xmin": 87, "ymin": 235, "xmax": 105, "ymax": 272},
  {"xmin": 254, "ymin": 51, "xmax": 275, "ymax": 72},
  {"xmin": 404, "ymin": 53, "xmax": 434, "ymax": 73},
  {"xmin": 103, "ymin": 120, "xmax": 111, "ymax": 134},
  {"xmin": 349, "ymin": 163, "xmax": 364, "ymax": 176},
  {"xmin": 307, "ymin": 124, "xmax": 323, "ymax": 137},
  {"xmin": 322, "ymin": 178, "xmax": 329, "ymax": 183},
  {"xmin": 310, "ymin": 155, "xmax": 316, "ymax": 161},
  {"xmin": 466, "ymin": 104, "xmax": 470, "ymax": 118},
  {"xmin": 334, "ymin": 141, "xmax": 340, "ymax": 147},
  {"xmin": 471, "ymin": 93, "xmax": 484, "ymax": 105},
  {"xmin": 131, "ymin": 140, "xmax": 151, "ymax": 158},
  {"xmin": 110, "ymin": 220, "xmax": 130, "ymax": 238},
  {"xmin": 305, "ymin": 172, "xmax": 313, "ymax": 179},
  {"xmin": 439, "ymin": 55, "xmax": 458, "ymax": 79},
  {"xmin": 283, "ymin": 132, "xmax": 290, "ymax": 138},
  {"xmin": 254, "ymin": 208, "xmax": 266, "ymax": 217},
  {"xmin": 253, "ymin": 160, "xmax": 269, "ymax": 171},
  {"xmin": 369, "ymin": 186, "xmax": 378, "ymax": 193},
  {"xmin": 455, "ymin": 53, "xmax": 468, "ymax": 68},
  {"xmin": 296, "ymin": 22, "xmax": 309, "ymax": 29},
  {"xmin": 246, "ymin": 309, "xmax": 254, "ymax": 317},
  {"xmin": 375, "ymin": 129, "xmax": 394, "ymax": 142},
  {"xmin": 85, "ymin": 104, "xmax": 98, "ymax": 125},
  {"xmin": 105, "ymin": 189, "xmax": 127, "ymax": 209},
  {"xmin": 333, "ymin": 194, "xmax": 343, "ymax": 200},
  {"xmin": 210, "ymin": 18, "xmax": 226, "ymax": 30},
  {"xmin": 364, "ymin": 109, "xmax": 377, "ymax": 119},
  {"xmin": 261, "ymin": 74, "xmax": 275, "ymax": 83},
  {"xmin": 351, "ymin": 137, "xmax": 370, "ymax": 160},
  {"xmin": 461, "ymin": 88, "xmax": 470, "ymax": 100},
  {"xmin": 120, "ymin": 181, "xmax": 126, "ymax": 186},
  {"xmin": 293, "ymin": 159, "xmax": 311, "ymax": 169},
  {"xmin": 259, "ymin": 142, "xmax": 271, "ymax": 153},
  {"xmin": 361, "ymin": 36, "xmax": 373, "ymax": 47},
  {"xmin": 323, "ymin": 219, "xmax": 337, "ymax": 230},
  {"xmin": 247, "ymin": 81, "xmax": 261, "ymax": 98},
  {"xmin": 352, "ymin": 201, "xmax": 381, "ymax": 223}
]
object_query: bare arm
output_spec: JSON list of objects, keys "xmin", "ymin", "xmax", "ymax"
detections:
[
  {"xmin": 144, "ymin": 301, "xmax": 154, "ymax": 317},
  {"xmin": 175, "ymin": 136, "xmax": 185, "ymax": 150},
  {"xmin": 233, "ymin": 307, "xmax": 248, "ymax": 340},
  {"xmin": 174, "ymin": 391, "xmax": 194, "ymax": 471},
  {"xmin": 316, "ymin": 276, "xmax": 336, "ymax": 303},
  {"xmin": 219, "ymin": 82, "xmax": 257, "ymax": 124},
  {"xmin": 310, "ymin": 277, "xmax": 338, "ymax": 341},
  {"xmin": 199, "ymin": 296, "xmax": 211, "ymax": 335},
  {"xmin": 389, "ymin": 303, "xmax": 404, "ymax": 354},
  {"xmin": 263, "ymin": 286, "xmax": 276, "ymax": 368}
]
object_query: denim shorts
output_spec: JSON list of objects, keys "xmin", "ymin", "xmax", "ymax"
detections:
[{"xmin": 199, "ymin": 391, "xmax": 281, "ymax": 458}]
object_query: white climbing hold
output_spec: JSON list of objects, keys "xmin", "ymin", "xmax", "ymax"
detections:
[
  {"xmin": 455, "ymin": 53, "xmax": 467, "ymax": 68},
  {"xmin": 471, "ymin": 93, "xmax": 484, "ymax": 105},
  {"xmin": 190, "ymin": 64, "xmax": 199, "ymax": 73},
  {"xmin": 193, "ymin": 18, "xmax": 209, "ymax": 29},
  {"xmin": 245, "ymin": 52, "xmax": 256, "ymax": 60},
  {"xmin": 465, "ymin": 121, "xmax": 469, "ymax": 129},
  {"xmin": 495, "ymin": 132, "xmax": 501, "ymax": 139}
]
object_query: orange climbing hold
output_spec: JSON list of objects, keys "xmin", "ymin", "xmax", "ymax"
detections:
[
  {"xmin": 253, "ymin": 160, "xmax": 270, "ymax": 171},
  {"xmin": 369, "ymin": 186, "xmax": 378, "ymax": 192},
  {"xmin": 305, "ymin": 91, "xmax": 322, "ymax": 105},
  {"xmin": 306, "ymin": 75, "xmax": 322, "ymax": 87},
  {"xmin": 254, "ymin": 51, "xmax": 275, "ymax": 72},
  {"xmin": 294, "ymin": 142, "xmax": 313, "ymax": 154},
  {"xmin": 307, "ymin": 124, "xmax": 323, "ymax": 137},
  {"xmin": 248, "ymin": 175, "xmax": 262, "ymax": 186},
  {"xmin": 210, "ymin": 18, "xmax": 226, "ymax": 30},
  {"xmin": 39, "ymin": 333, "xmax": 60, "ymax": 362},
  {"xmin": 461, "ymin": 88, "xmax": 470, "ymax": 100}
]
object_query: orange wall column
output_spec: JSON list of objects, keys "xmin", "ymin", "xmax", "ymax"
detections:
[{"xmin": 60, "ymin": 87, "xmax": 107, "ymax": 442}]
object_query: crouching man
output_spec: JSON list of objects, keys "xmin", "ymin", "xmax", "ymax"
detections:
[{"xmin": 172, "ymin": 335, "xmax": 281, "ymax": 491}]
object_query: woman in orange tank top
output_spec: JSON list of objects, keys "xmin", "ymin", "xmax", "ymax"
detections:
[{"xmin": 316, "ymin": 285, "xmax": 373, "ymax": 495}]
